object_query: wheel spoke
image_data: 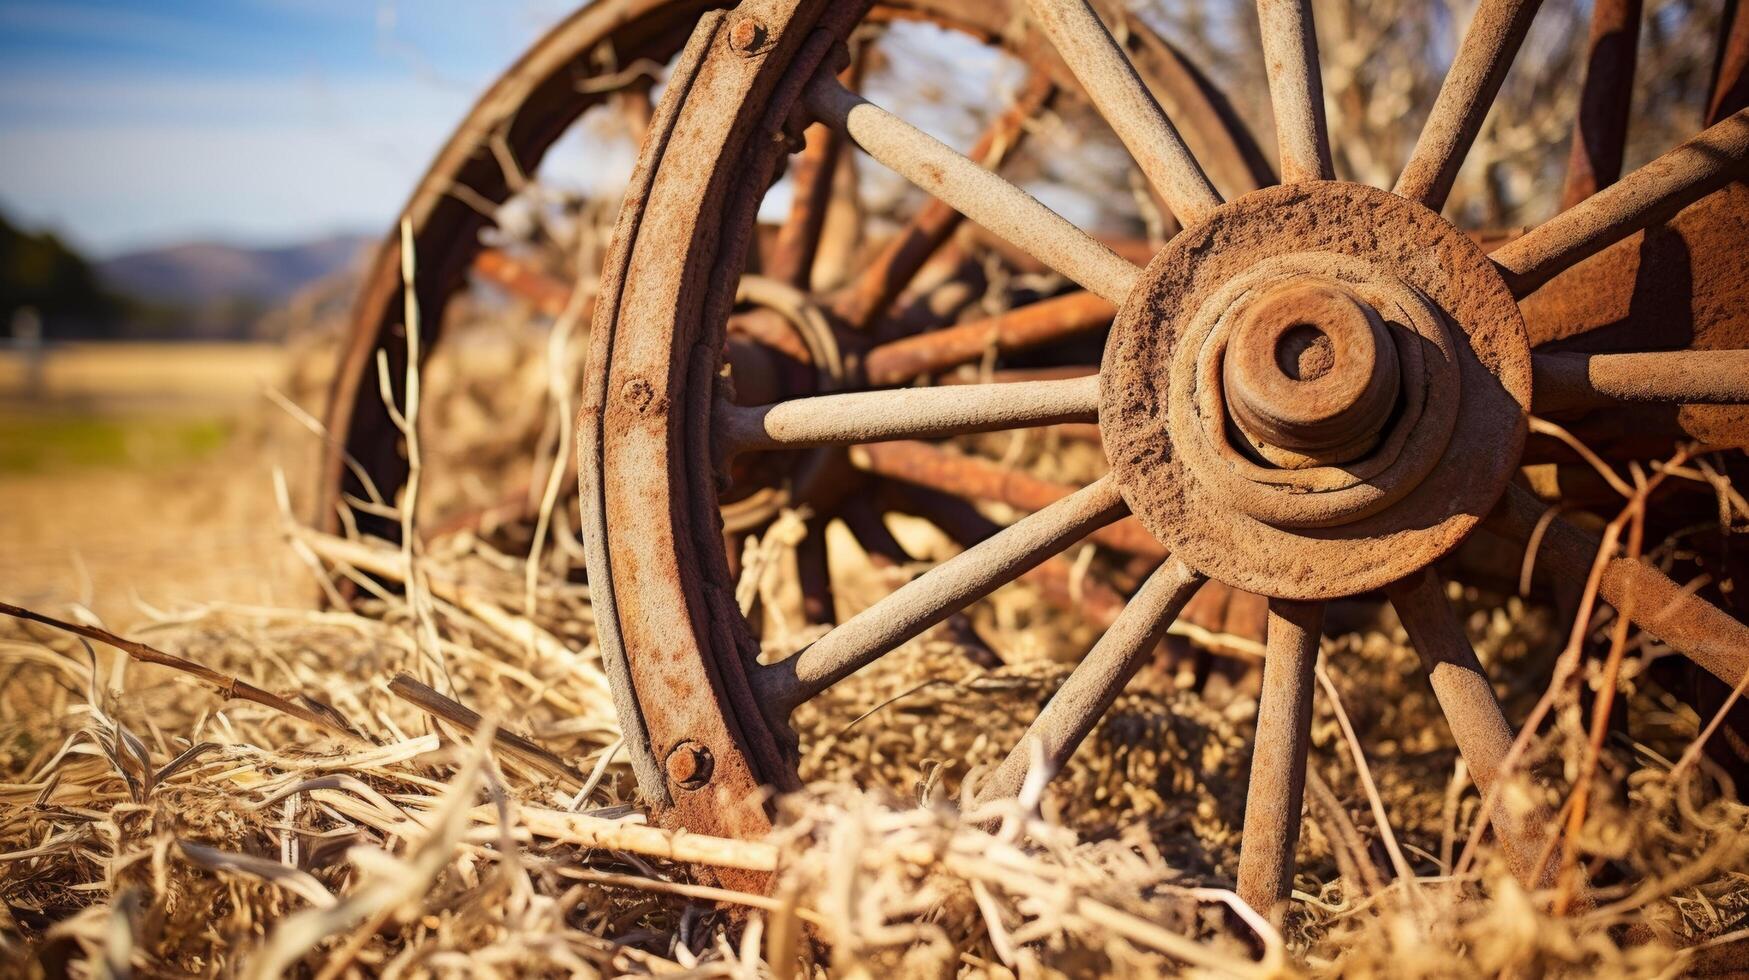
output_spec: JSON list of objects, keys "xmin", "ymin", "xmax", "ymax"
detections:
[
  {"xmin": 1236, "ymin": 599, "xmax": 1322, "ymax": 924},
  {"xmin": 726, "ymin": 529, "xmax": 751, "ymax": 595},
  {"xmin": 1386, "ymin": 569, "xmax": 1557, "ymax": 888},
  {"xmin": 966, "ymin": 226, "xmax": 1159, "ymax": 274},
  {"xmin": 832, "ymin": 72, "xmax": 1056, "ymax": 331},
  {"xmin": 1709, "ymin": 0, "xmax": 1749, "ymax": 124},
  {"xmin": 863, "ymin": 292, "xmax": 1119, "ymax": 385},
  {"xmin": 1022, "ymin": 0, "xmax": 1222, "ymax": 226},
  {"xmin": 1492, "ymin": 484, "xmax": 1749, "ymax": 691},
  {"xmin": 852, "ymin": 440, "xmax": 1166, "ymax": 559},
  {"xmin": 804, "ymin": 75, "xmax": 1141, "ymax": 304},
  {"xmin": 755, "ymin": 476, "xmax": 1130, "ymax": 710},
  {"xmin": 1560, "ymin": 0, "xmax": 1642, "ymax": 208},
  {"xmin": 472, "ymin": 248, "xmax": 577, "ymax": 318},
  {"xmin": 1393, "ymin": 0, "xmax": 1542, "ymax": 210},
  {"xmin": 768, "ymin": 122, "xmax": 848, "ymax": 289},
  {"xmin": 841, "ymin": 496, "xmax": 1009, "ymax": 668},
  {"xmin": 882, "ymin": 481, "xmax": 1129, "ymax": 629},
  {"xmin": 1493, "ymin": 109, "xmax": 1749, "ymax": 296},
  {"xmin": 937, "ymin": 365, "xmax": 1098, "ymax": 385},
  {"xmin": 974, "ymin": 557, "xmax": 1205, "ymax": 804},
  {"xmin": 1256, "ymin": 0, "xmax": 1334, "ymax": 183},
  {"xmin": 771, "ymin": 34, "xmax": 871, "ymax": 290},
  {"xmin": 797, "ymin": 515, "xmax": 835, "ymax": 626},
  {"xmin": 717, "ymin": 375, "xmax": 1100, "ymax": 452},
  {"xmin": 839, "ymin": 495, "xmax": 912, "ymax": 569},
  {"xmin": 1532, "ymin": 349, "xmax": 1749, "ymax": 412}
]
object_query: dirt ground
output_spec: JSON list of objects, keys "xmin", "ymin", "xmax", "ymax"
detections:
[
  {"xmin": 0, "ymin": 345, "xmax": 307, "ymax": 624},
  {"xmin": 0, "ymin": 431, "xmax": 306, "ymax": 625}
]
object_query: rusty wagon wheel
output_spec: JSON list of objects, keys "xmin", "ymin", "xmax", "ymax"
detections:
[
  {"xmin": 583, "ymin": 0, "xmax": 1749, "ymax": 918},
  {"xmin": 313, "ymin": 0, "xmax": 1271, "ymax": 562}
]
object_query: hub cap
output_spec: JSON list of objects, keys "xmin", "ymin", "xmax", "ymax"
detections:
[{"xmin": 1100, "ymin": 182, "xmax": 1533, "ymax": 599}]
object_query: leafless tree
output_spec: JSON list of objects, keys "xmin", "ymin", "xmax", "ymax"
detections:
[{"xmin": 1138, "ymin": 0, "xmax": 1723, "ymax": 229}]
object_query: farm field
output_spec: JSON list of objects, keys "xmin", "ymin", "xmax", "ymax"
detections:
[
  {"xmin": 0, "ymin": 343, "xmax": 305, "ymax": 622},
  {"xmin": 2, "ymin": 329, "xmax": 1746, "ymax": 976}
]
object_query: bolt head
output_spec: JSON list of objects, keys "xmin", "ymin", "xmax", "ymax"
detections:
[
  {"xmin": 728, "ymin": 17, "xmax": 768, "ymax": 55},
  {"xmin": 1223, "ymin": 281, "xmax": 1399, "ymax": 463},
  {"xmin": 665, "ymin": 740, "xmax": 714, "ymax": 790},
  {"xmin": 620, "ymin": 376, "xmax": 656, "ymax": 412}
]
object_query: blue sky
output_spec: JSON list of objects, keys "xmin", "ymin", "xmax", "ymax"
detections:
[{"xmin": 0, "ymin": 1, "xmax": 576, "ymax": 255}]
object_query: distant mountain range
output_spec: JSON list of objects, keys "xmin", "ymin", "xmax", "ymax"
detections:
[
  {"xmin": 98, "ymin": 233, "xmax": 373, "ymax": 308},
  {"xmin": 4, "ymin": 209, "xmax": 375, "ymax": 341}
]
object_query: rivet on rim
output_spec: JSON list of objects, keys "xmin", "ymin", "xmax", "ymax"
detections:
[
  {"xmin": 1223, "ymin": 281, "xmax": 1401, "ymax": 467},
  {"xmin": 620, "ymin": 377, "xmax": 656, "ymax": 412},
  {"xmin": 728, "ymin": 17, "xmax": 769, "ymax": 56},
  {"xmin": 664, "ymin": 740, "xmax": 714, "ymax": 790}
]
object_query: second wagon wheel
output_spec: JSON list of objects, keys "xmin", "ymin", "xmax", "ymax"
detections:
[
  {"xmin": 312, "ymin": 0, "xmax": 1267, "ymax": 554},
  {"xmin": 585, "ymin": 0, "xmax": 1749, "ymax": 917},
  {"xmin": 313, "ymin": 0, "xmax": 1279, "ymax": 657}
]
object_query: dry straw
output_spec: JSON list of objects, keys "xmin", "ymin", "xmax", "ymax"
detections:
[{"xmin": 5, "ymin": 185, "xmax": 1747, "ymax": 979}]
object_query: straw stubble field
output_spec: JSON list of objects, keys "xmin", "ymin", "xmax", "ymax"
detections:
[{"xmin": 2, "ymin": 331, "xmax": 1747, "ymax": 977}]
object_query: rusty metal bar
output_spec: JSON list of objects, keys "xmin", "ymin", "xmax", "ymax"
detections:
[
  {"xmin": 882, "ymin": 481, "xmax": 1130, "ymax": 629},
  {"xmin": 974, "ymin": 557, "xmax": 1205, "ymax": 803},
  {"xmin": 771, "ymin": 35, "xmax": 871, "ymax": 289},
  {"xmin": 1256, "ymin": 0, "xmax": 1334, "ymax": 183},
  {"xmin": 797, "ymin": 514, "xmax": 835, "ymax": 626},
  {"xmin": 1531, "ymin": 349, "xmax": 1749, "ymax": 412},
  {"xmin": 863, "ymin": 292, "xmax": 1119, "ymax": 385},
  {"xmin": 839, "ymin": 495, "xmax": 910, "ymax": 568},
  {"xmin": 1048, "ymin": 422, "xmax": 1104, "ymax": 445},
  {"xmin": 1386, "ymin": 569, "xmax": 1558, "ymax": 889},
  {"xmin": 1709, "ymin": 0, "xmax": 1749, "ymax": 124},
  {"xmin": 755, "ymin": 477, "xmax": 1130, "ymax": 710},
  {"xmin": 718, "ymin": 375, "xmax": 1100, "ymax": 452},
  {"xmin": 852, "ymin": 440, "xmax": 1166, "ymax": 559},
  {"xmin": 832, "ymin": 72, "xmax": 1055, "ymax": 331},
  {"xmin": 804, "ymin": 74, "xmax": 1140, "ymax": 304},
  {"xmin": 1560, "ymin": 0, "xmax": 1641, "ymax": 208},
  {"xmin": 1492, "ymin": 109, "xmax": 1749, "ymax": 296},
  {"xmin": 472, "ymin": 248, "xmax": 576, "ymax": 317},
  {"xmin": 1021, "ymin": 0, "xmax": 1222, "ymax": 226},
  {"xmin": 1236, "ymin": 599, "xmax": 1322, "ymax": 923},
  {"xmin": 937, "ymin": 364, "xmax": 1099, "ymax": 385},
  {"xmin": 768, "ymin": 122, "xmax": 846, "ymax": 288},
  {"xmin": 1491, "ymin": 484, "xmax": 1749, "ymax": 695},
  {"xmin": 841, "ymin": 494, "xmax": 1004, "ymax": 670},
  {"xmin": 967, "ymin": 226, "xmax": 1158, "ymax": 274},
  {"xmin": 1394, "ymin": 0, "xmax": 1543, "ymax": 210}
]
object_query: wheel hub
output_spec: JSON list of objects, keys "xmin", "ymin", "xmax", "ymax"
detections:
[
  {"xmin": 1223, "ymin": 280, "xmax": 1400, "ymax": 467},
  {"xmin": 1100, "ymin": 181, "xmax": 1533, "ymax": 600}
]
